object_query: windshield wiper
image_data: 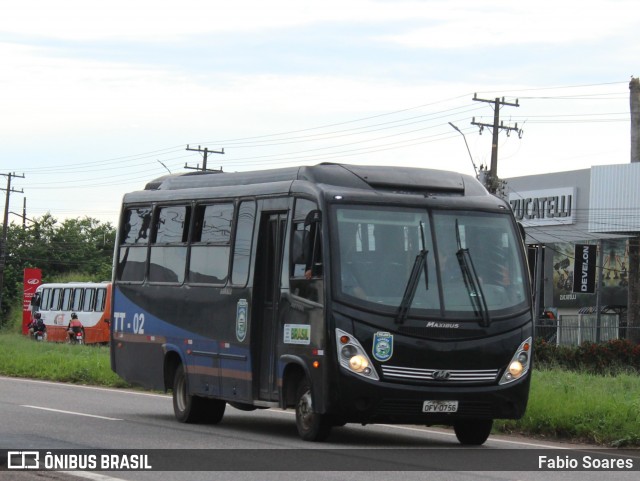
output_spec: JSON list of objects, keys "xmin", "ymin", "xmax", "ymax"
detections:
[
  {"xmin": 396, "ymin": 222, "xmax": 429, "ymax": 325},
  {"xmin": 455, "ymin": 219, "xmax": 491, "ymax": 327}
]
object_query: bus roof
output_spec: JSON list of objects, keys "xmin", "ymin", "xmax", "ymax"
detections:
[
  {"xmin": 142, "ymin": 163, "xmax": 487, "ymax": 198},
  {"xmin": 36, "ymin": 282, "xmax": 111, "ymax": 290}
]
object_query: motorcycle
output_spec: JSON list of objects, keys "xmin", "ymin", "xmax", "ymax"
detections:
[
  {"xmin": 32, "ymin": 329, "xmax": 46, "ymax": 342},
  {"xmin": 69, "ymin": 329, "xmax": 84, "ymax": 345}
]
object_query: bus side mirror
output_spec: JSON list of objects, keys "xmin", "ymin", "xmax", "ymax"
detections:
[
  {"xmin": 303, "ymin": 210, "xmax": 323, "ymax": 277},
  {"xmin": 304, "ymin": 209, "xmax": 321, "ymax": 226}
]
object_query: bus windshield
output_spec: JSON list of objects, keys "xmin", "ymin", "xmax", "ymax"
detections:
[{"xmin": 332, "ymin": 205, "xmax": 528, "ymax": 320}]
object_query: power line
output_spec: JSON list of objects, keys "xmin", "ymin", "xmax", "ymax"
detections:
[{"xmin": 4, "ymin": 82, "xmax": 633, "ymax": 205}]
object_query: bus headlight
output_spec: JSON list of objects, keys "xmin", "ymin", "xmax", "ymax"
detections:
[
  {"xmin": 508, "ymin": 361, "xmax": 523, "ymax": 377},
  {"xmin": 499, "ymin": 337, "xmax": 532, "ymax": 385},
  {"xmin": 336, "ymin": 328, "xmax": 379, "ymax": 381},
  {"xmin": 349, "ymin": 355, "xmax": 369, "ymax": 372}
]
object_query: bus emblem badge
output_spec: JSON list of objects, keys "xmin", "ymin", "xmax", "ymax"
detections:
[
  {"xmin": 236, "ymin": 299, "xmax": 248, "ymax": 342},
  {"xmin": 372, "ymin": 332, "xmax": 393, "ymax": 362},
  {"xmin": 433, "ymin": 370, "xmax": 451, "ymax": 381}
]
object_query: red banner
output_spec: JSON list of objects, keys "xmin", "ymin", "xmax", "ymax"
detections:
[{"xmin": 22, "ymin": 268, "xmax": 42, "ymax": 335}]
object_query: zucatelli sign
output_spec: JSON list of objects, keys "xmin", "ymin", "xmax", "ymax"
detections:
[{"xmin": 508, "ymin": 188, "xmax": 575, "ymax": 226}]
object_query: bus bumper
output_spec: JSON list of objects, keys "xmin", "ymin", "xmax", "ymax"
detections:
[{"xmin": 332, "ymin": 370, "xmax": 531, "ymax": 425}]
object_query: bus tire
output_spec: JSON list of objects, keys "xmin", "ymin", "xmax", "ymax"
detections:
[
  {"xmin": 453, "ymin": 419, "xmax": 493, "ymax": 445},
  {"xmin": 172, "ymin": 367, "xmax": 225, "ymax": 424},
  {"xmin": 202, "ymin": 398, "xmax": 226, "ymax": 424},
  {"xmin": 295, "ymin": 379, "xmax": 331, "ymax": 442}
]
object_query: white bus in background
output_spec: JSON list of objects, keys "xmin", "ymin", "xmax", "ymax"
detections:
[{"xmin": 30, "ymin": 282, "xmax": 112, "ymax": 344}]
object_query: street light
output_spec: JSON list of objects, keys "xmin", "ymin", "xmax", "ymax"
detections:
[{"xmin": 448, "ymin": 122, "xmax": 478, "ymax": 178}]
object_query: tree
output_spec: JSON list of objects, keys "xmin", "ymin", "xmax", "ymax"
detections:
[{"xmin": 0, "ymin": 214, "xmax": 115, "ymax": 323}]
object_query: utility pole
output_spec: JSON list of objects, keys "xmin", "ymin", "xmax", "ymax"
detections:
[
  {"xmin": 471, "ymin": 94, "xmax": 522, "ymax": 193},
  {"xmin": 0, "ymin": 172, "xmax": 25, "ymax": 314},
  {"xmin": 628, "ymin": 77, "xmax": 640, "ymax": 343},
  {"xmin": 184, "ymin": 145, "xmax": 225, "ymax": 172},
  {"xmin": 22, "ymin": 197, "xmax": 26, "ymax": 229},
  {"xmin": 10, "ymin": 198, "xmax": 32, "ymax": 229}
]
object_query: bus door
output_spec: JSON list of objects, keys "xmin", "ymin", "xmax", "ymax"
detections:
[{"xmin": 253, "ymin": 211, "xmax": 287, "ymax": 401}]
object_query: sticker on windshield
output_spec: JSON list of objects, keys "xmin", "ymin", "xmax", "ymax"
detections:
[{"xmin": 372, "ymin": 331, "xmax": 393, "ymax": 362}]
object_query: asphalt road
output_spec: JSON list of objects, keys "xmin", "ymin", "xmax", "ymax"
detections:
[{"xmin": 0, "ymin": 376, "xmax": 637, "ymax": 481}]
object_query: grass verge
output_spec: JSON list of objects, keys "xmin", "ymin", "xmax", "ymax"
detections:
[
  {"xmin": 494, "ymin": 369, "xmax": 640, "ymax": 447},
  {"xmin": 0, "ymin": 332, "xmax": 129, "ymax": 387}
]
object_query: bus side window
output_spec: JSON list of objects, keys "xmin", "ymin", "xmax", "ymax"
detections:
[
  {"xmin": 189, "ymin": 203, "xmax": 234, "ymax": 285},
  {"xmin": 41, "ymin": 289, "xmax": 50, "ymax": 311},
  {"xmin": 122, "ymin": 207, "xmax": 152, "ymax": 244},
  {"xmin": 149, "ymin": 205, "xmax": 189, "ymax": 284},
  {"xmin": 51, "ymin": 288, "xmax": 62, "ymax": 311},
  {"xmin": 83, "ymin": 289, "xmax": 96, "ymax": 312},
  {"xmin": 303, "ymin": 210, "xmax": 322, "ymax": 278},
  {"xmin": 231, "ymin": 201, "xmax": 256, "ymax": 287},
  {"xmin": 95, "ymin": 288, "xmax": 106, "ymax": 312},
  {"xmin": 289, "ymin": 200, "xmax": 323, "ymax": 303},
  {"xmin": 291, "ymin": 223, "xmax": 307, "ymax": 277},
  {"xmin": 71, "ymin": 288, "xmax": 83, "ymax": 312},
  {"xmin": 290, "ymin": 200, "xmax": 322, "ymax": 279},
  {"xmin": 117, "ymin": 207, "xmax": 152, "ymax": 282},
  {"xmin": 62, "ymin": 288, "xmax": 72, "ymax": 311}
]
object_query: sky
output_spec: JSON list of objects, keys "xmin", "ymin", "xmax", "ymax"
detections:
[{"xmin": 1, "ymin": 0, "xmax": 639, "ymax": 226}]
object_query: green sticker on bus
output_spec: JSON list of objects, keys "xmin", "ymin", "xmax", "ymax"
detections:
[{"xmin": 284, "ymin": 324, "xmax": 311, "ymax": 345}]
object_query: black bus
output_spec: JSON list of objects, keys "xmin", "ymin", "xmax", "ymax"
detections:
[{"xmin": 111, "ymin": 163, "xmax": 533, "ymax": 444}]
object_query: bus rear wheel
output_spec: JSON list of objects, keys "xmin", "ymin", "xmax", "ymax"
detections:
[
  {"xmin": 173, "ymin": 367, "xmax": 225, "ymax": 424},
  {"xmin": 453, "ymin": 419, "xmax": 493, "ymax": 445},
  {"xmin": 295, "ymin": 379, "xmax": 332, "ymax": 441}
]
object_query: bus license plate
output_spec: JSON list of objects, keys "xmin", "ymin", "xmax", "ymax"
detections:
[{"xmin": 422, "ymin": 400, "xmax": 458, "ymax": 413}]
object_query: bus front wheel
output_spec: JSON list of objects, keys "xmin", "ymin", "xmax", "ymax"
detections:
[
  {"xmin": 295, "ymin": 379, "xmax": 332, "ymax": 441},
  {"xmin": 453, "ymin": 419, "xmax": 493, "ymax": 445},
  {"xmin": 173, "ymin": 367, "xmax": 225, "ymax": 424}
]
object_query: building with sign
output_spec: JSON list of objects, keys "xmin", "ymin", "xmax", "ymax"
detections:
[{"xmin": 505, "ymin": 163, "xmax": 640, "ymax": 326}]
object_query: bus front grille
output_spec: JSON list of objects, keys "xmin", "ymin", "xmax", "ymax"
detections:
[{"xmin": 381, "ymin": 365, "xmax": 499, "ymax": 384}]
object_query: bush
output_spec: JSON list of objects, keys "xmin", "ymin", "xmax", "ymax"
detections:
[
  {"xmin": 534, "ymin": 337, "xmax": 640, "ymax": 374},
  {"xmin": 0, "ymin": 302, "xmax": 24, "ymax": 333}
]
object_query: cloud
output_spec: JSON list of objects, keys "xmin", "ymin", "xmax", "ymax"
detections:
[
  {"xmin": 379, "ymin": 0, "xmax": 639, "ymax": 49},
  {"xmin": 0, "ymin": 0, "xmax": 424, "ymax": 42}
]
